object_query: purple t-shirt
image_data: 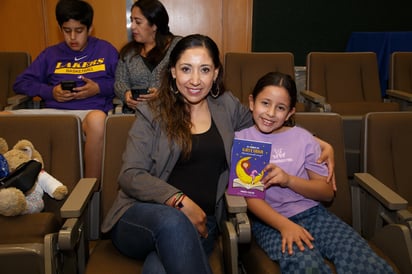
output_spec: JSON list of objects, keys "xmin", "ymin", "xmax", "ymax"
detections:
[
  {"xmin": 235, "ymin": 125, "xmax": 328, "ymax": 217},
  {"xmin": 13, "ymin": 37, "xmax": 118, "ymax": 113}
]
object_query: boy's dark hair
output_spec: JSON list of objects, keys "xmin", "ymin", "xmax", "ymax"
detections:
[{"xmin": 55, "ymin": 0, "xmax": 94, "ymax": 29}]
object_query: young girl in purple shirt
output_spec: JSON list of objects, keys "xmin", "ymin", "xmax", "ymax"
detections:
[{"xmin": 237, "ymin": 71, "xmax": 394, "ymax": 273}]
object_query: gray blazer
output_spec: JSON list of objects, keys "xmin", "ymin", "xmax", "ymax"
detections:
[{"xmin": 101, "ymin": 91, "xmax": 253, "ymax": 233}]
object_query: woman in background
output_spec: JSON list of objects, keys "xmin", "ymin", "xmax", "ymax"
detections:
[{"xmin": 114, "ymin": 0, "xmax": 181, "ymax": 113}]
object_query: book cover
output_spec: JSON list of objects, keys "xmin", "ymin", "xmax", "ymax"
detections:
[{"xmin": 227, "ymin": 138, "xmax": 272, "ymax": 199}]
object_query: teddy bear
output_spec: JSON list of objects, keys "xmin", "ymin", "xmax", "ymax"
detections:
[{"xmin": 0, "ymin": 138, "xmax": 68, "ymax": 216}]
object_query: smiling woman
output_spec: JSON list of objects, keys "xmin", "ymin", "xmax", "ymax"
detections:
[{"xmin": 101, "ymin": 34, "xmax": 254, "ymax": 273}]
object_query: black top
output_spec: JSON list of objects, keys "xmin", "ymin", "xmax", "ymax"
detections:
[{"xmin": 168, "ymin": 120, "xmax": 226, "ymax": 215}]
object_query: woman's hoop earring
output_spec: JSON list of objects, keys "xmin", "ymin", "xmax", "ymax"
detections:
[
  {"xmin": 210, "ymin": 81, "xmax": 220, "ymax": 98},
  {"xmin": 170, "ymin": 78, "xmax": 179, "ymax": 95}
]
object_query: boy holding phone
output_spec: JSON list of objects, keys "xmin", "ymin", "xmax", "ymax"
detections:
[{"xmin": 9, "ymin": 0, "xmax": 118, "ymax": 180}]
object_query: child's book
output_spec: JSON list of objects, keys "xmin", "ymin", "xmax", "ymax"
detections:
[{"xmin": 227, "ymin": 138, "xmax": 272, "ymax": 199}]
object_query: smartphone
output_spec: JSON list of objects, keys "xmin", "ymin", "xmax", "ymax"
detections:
[
  {"xmin": 131, "ymin": 88, "xmax": 149, "ymax": 99},
  {"xmin": 61, "ymin": 80, "xmax": 76, "ymax": 92}
]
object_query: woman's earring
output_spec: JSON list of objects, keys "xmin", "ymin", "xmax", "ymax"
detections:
[
  {"xmin": 170, "ymin": 78, "xmax": 179, "ymax": 95},
  {"xmin": 210, "ymin": 81, "xmax": 220, "ymax": 98}
]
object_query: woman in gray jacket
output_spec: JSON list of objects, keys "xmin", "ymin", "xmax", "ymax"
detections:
[{"xmin": 102, "ymin": 34, "xmax": 334, "ymax": 274}]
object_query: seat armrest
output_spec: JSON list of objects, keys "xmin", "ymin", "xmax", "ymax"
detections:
[
  {"xmin": 60, "ymin": 178, "xmax": 97, "ymax": 218},
  {"xmin": 397, "ymin": 209, "xmax": 412, "ymax": 223},
  {"xmin": 112, "ymin": 96, "xmax": 122, "ymax": 105},
  {"xmin": 58, "ymin": 218, "xmax": 83, "ymax": 250},
  {"xmin": 224, "ymin": 193, "xmax": 250, "ymax": 243},
  {"xmin": 112, "ymin": 97, "xmax": 125, "ymax": 114},
  {"xmin": 300, "ymin": 90, "xmax": 326, "ymax": 104},
  {"xmin": 58, "ymin": 178, "xmax": 97, "ymax": 253},
  {"xmin": 386, "ymin": 89, "xmax": 412, "ymax": 102},
  {"xmin": 300, "ymin": 90, "xmax": 331, "ymax": 112},
  {"xmin": 353, "ymin": 173, "xmax": 408, "ymax": 210},
  {"xmin": 225, "ymin": 192, "xmax": 247, "ymax": 213},
  {"xmin": 5, "ymin": 94, "xmax": 30, "ymax": 110}
]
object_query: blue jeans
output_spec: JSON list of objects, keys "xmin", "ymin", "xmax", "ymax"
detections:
[{"xmin": 111, "ymin": 202, "xmax": 214, "ymax": 274}]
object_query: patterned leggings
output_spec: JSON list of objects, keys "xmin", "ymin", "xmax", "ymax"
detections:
[{"xmin": 252, "ymin": 205, "xmax": 395, "ymax": 274}]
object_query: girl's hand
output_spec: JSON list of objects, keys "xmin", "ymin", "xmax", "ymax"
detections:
[
  {"xmin": 279, "ymin": 219, "xmax": 314, "ymax": 255},
  {"xmin": 261, "ymin": 163, "xmax": 290, "ymax": 188}
]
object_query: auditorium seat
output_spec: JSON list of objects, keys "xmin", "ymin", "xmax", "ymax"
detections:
[
  {"xmin": 82, "ymin": 114, "xmax": 250, "ymax": 274},
  {"xmin": 239, "ymin": 112, "xmax": 407, "ymax": 274},
  {"xmin": 223, "ymin": 52, "xmax": 305, "ymax": 111},
  {"xmin": 387, "ymin": 52, "xmax": 412, "ymax": 110},
  {"xmin": 301, "ymin": 52, "xmax": 401, "ymax": 178},
  {"xmin": 0, "ymin": 114, "xmax": 96, "ymax": 274},
  {"xmin": 0, "ymin": 51, "xmax": 32, "ymax": 110}
]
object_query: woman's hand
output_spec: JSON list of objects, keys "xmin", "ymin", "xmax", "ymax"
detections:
[
  {"xmin": 125, "ymin": 90, "xmax": 137, "ymax": 109},
  {"xmin": 179, "ymin": 196, "xmax": 208, "ymax": 238},
  {"xmin": 316, "ymin": 137, "xmax": 337, "ymax": 191},
  {"xmin": 125, "ymin": 87, "xmax": 158, "ymax": 109}
]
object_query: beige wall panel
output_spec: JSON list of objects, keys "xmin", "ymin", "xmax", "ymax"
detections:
[
  {"xmin": 86, "ymin": 0, "xmax": 128, "ymax": 51},
  {"xmin": 0, "ymin": 0, "xmax": 47, "ymax": 59},
  {"xmin": 0, "ymin": 0, "xmax": 251, "ymax": 61},
  {"xmin": 162, "ymin": 0, "xmax": 223, "ymax": 51},
  {"xmin": 44, "ymin": 0, "xmax": 60, "ymax": 47},
  {"xmin": 162, "ymin": 0, "xmax": 252, "ymax": 58},
  {"xmin": 223, "ymin": 0, "xmax": 253, "ymax": 53}
]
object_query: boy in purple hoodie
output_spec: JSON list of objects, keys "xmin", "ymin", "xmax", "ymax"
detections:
[{"xmin": 11, "ymin": 0, "xmax": 118, "ymax": 180}]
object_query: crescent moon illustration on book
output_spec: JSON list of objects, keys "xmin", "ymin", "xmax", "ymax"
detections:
[{"xmin": 235, "ymin": 156, "xmax": 263, "ymax": 185}]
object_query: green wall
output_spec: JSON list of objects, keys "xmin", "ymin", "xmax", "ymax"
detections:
[{"xmin": 252, "ymin": 0, "xmax": 412, "ymax": 65}]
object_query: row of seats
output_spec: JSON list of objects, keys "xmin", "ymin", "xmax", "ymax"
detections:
[
  {"xmin": 223, "ymin": 51, "xmax": 412, "ymax": 180},
  {"xmin": 1, "ymin": 112, "xmax": 412, "ymax": 274},
  {"xmin": 224, "ymin": 51, "xmax": 412, "ymax": 112},
  {"xmin": 3, "ymin": 51, "xmax": 412, "ymax": 113}
]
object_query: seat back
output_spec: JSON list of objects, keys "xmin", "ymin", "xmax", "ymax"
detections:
[
  {"xmin": 0, "ymin": 52, "xmax": 31, "ymax": 110},
  {"xmin": 294, "ymin": 113, "xmax": 350, "ymax": 223},
  {"xmin": 389, "ymin": 52, "xmax": 412, "ymax": 92},
  {"xmin": 361, "ymin": 111, "xmax": 412, "ymax": 206},
  {"xmin": 224, "ymin": 52, "xmax": 295, "ymax": 106},
  {"xmin": 307, "ymin": 52, "xmax": 382, "ymax": 103},
  {"xmin": 0, "ymin": 115, "xmax": 83, "ymax": 211},
  {"xmin": 88, "ymin": 115, "xmax": 230, "ymax": 274},
  {"xmin": 0, "ymin": 114, "xmax": 83, "ymax": 274},
  {"xmin": 101, "ymin": 115, "xmax": 135, "ymax": 219},
  {"xmin": 240, "ymin": 113, "xmax": 353, "ymax": 273},
  {"xmin": 306, "ymin": 52, "xmax": 400, "ymax": 115}
]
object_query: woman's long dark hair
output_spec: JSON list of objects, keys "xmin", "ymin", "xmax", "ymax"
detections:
[
  {"xmin": 120, "ymin": 0, "xmax": 173, "ymax": 65},
  {"xmin": 149, "ymin": 34, "xmax": 225, "ymax": 158}
]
